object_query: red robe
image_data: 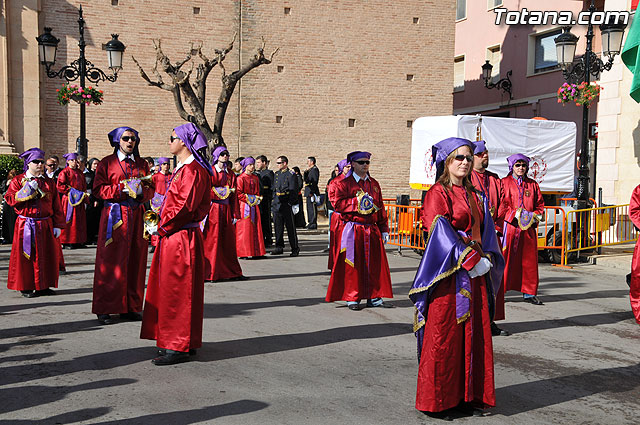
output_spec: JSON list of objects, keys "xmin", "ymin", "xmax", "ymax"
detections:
[
  {"xmin": 499, "ymin": 175, "xmax": 544, "ymax": 295},
  {"xmin": 141, "ymin": 160, "xmax": 211, "ymax": 352},
  {"xmin": 416, "ymin": 183, "xmax": 495, "ymax": 412},
  {"xmin": 629, "ymin": 184, "xmax": 640, "ymax": 324},
  {"xmin": 150, "ymin": 171, "xmax": 172, "ymax": 247},
  {"xmin": 327, "ymin": 174, "xmax": 344, "ymax": 270},
  {"xmin": 471, "ymin": 169, "xmax": 506, "ymax": 320},
  {"xmin": 57, "ymin": 167, "xmax": 88, "ymax": 244},
  {"xmin": 203, "ymin": 167, "xmax": 243, "ymax": 280},
  {"xmin": 6, "ymin": 173, "xmax": 65, "ymax": 291},
  {"xmin": 235, "ymin": 172, "xmax": 266, "ymax": 257},
  {"xmin": 92, "ymin": 153, "xmax": 154, "ymax": 315},
  {"xmin": 326, "ymin": 174, "xmax": 393, "ymax": 302}
]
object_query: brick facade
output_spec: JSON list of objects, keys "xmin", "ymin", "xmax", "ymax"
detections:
[{"xmin": 37, "ymin": 0, "xmax": 454, "ymax": 196}]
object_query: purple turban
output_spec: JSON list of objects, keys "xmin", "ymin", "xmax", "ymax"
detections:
[
  {"xmin": 473, "ymin": 140, "xmax": 487, "ymax": 155},
  {"xmin": 337, "ymin": 159, "xmax": 349, "ymax": 174},
  {"xmin": 157, "ymin": 157, "xmax": 170, "ymax": 165},
  {"xmin": 173, "ymin": 123, "xmax": 213, "ymax": 175},
  {"xmin": 211, "ymin": 146, "xmax": 230, "ymax": 167},
  {"xmin": 19, "ymin": 148, "xmax": 45, "ymax": 172},
  {"xmin": 507, "ymin": 153, "xmax": 530, "ymax": 174},
  {"xmin": 63, "ymin": 152, "xmax": 78, "ymax": 161},
  {"xmin": 108, "ymin": 126, "xmax": 140, "ymax": 157},
  {"xmin": 431, "ymin": 137, "xmax": 474, "ymax": 181},
  {"xmin": 240, "ymin": 156, "xmax": 255, "ymax": 171},
  {"xmin": 345, "ymin": 151, "xmax": 371, "ymax": 177}
]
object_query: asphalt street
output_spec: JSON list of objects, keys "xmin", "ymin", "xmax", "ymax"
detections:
[{"xmin": 0, "ymin": 233, "xmax": 638, "ymax": 424}]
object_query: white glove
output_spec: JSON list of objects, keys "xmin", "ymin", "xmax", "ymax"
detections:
[
  {"xmin": 28, "ymin": 180, "xmax": 39, "ymax": 190},
  {"xmin": 232, "ymin": 219, "xmax": 238, "ymax": 225},
  {"xmin": 382, "ymin": 232, "xmax": 390, "ymax": 244},
  {"xmin": 53, "ymin": 228, "xmax": 61, "ymax": 238},
  {"xmin": 468, "ymin": 257, "xmax": 492, "ymax": 278},
  {"xmin": 146, "ymin": 224, "xmax": 159, "ymax": 236},
  {"xmin": 122, "ymin": 185, "xmax": 129, "ymax": 194}
]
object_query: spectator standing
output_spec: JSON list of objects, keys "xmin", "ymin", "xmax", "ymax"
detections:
[
  {"xmin": 271, "ymin": 156, "xmax": 299, "ymax": 256},
  {"xmin": 303, "ymin": 156, "xmax": 320, "ymax": 229},
  {"xmin": 292, "ymin": 166, "xmax": 306, "ymax": 228}
]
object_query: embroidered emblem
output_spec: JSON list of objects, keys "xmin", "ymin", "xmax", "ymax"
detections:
[
  {"xmin": 355, "ymin": 189, "xmax": 380, "ymax": 215},
  {"xmin": 525, "ymin": 190, "xmax": 531, "ymax": 197}
]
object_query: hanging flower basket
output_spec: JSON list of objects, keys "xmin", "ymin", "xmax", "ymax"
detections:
[
  {"xmin": 56, "ymin": 83, "xmax": 104, "ymax": 106},
  {"xmin": 557, "ymin": 82, "xmax": 602, "ymax": 108}
]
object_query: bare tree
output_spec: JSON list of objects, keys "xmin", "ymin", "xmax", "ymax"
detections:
[{"xmin": 132, "ymin": 35, "xmax": 279, "ymax": 150}]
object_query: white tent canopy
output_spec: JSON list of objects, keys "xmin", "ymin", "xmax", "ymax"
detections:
[{"xmin": 409, "ymin": 115, "xmax": 577, "ymax": 193}]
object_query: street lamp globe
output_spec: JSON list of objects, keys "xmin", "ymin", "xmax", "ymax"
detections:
[
  {"xmin": 35, "ymin": 27, "xmax": 60, "ymax": 66},
  {"xmin": 481, "ymin": 60, "xmax": 493, "ymax": 84},
  {"xmin": 554, "ymin": 27, "xmax": 579, "ymax": 68},
  {"xmin": 600, "ymin": 18, "xmax": 627, "ymax": 58},
  {"xmin": 105, "ymin": 34, "xmax": 126, "ymax": 73}
]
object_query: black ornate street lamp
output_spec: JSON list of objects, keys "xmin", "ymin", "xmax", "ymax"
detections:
[
  {"xmin": 481, "ymin": 60, "xmax": 513, "ymax": 100},
  {"xmin": 36, "ymin": 6, "xmax": 126, "ymax": 157},
  {"xmin": 554, "ymin": 1, "xmax": 626, "ymax": 210}
]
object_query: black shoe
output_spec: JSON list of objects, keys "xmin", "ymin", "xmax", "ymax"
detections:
[
  {"xmin": 306, "ymin": 224, "xmax": 317, "ymax": 230},
  {"xmin": 120, "ymin": 311, "xmax": 143, "ymax": 321},
  {"xmin": 523, "ymin": 296, "xmax": 544, "ymax": 305},
  {"xmin": 64, "ymin": 244, "xmax": 72, "ymax": 250},
  {"xmin": 422, "ymin": 410, "xmax": 453, "ymax": 421},
  {"xmin": 347, "ymin": 304, "xmax": 361, "ymax": 311},
  {"xmin": 491, "ymin": 322, "xmax": 510, "ymax": 336},
  {"xmin": 270, "ymin": 248, "xmax": 284, "ymax": 255},
  {"xmin": 289, "ymin": 249, "xmax": 300, "ymax": 257},
  {"xmin": 36, "ymin": 288, "xmax": 56, "ymax": 296},
  {"xmin": 239, "ymin": 257, "xmax": 248, "ymax": 260},
  {"xmin": 152, "ymin": 350, "xmax": 190, "ymax": 366},
  {"xmin": 21, "ymin": 290, "xmax": 39, "ymax": 298},
  {"xmin": 366, "ymin": 300, "xmax": 395, "ymax": 308},
  {"xmin": 454, "ymin": 402, "xmax": 486, "ymax": 417},
  {"xmin": 158, "ymin": 348, "xmax": 197, "ymax": 356},
  {"xmin": 97, "ymin": 314, "xmax": 114, "ymax": 325}
]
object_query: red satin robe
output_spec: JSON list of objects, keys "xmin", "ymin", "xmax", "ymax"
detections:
[
  {"xmin": 150, "ymin": 171, "xmax": 172, "ymax": 247},
  {"xmin": 327, "ymin": 174, "xmax": 345, "ymax": 270},
  {"xmin": 629, "ymin": 185, "xmax": 640, "ymax": 324},
  {"xmin": 141, "ymin": 160, "xmax": 211, "ymax": 352},
  {"xmin": 203, "ymin": 167, "xmax": 243, "ymax": 280},
  {"xmin": 235, "ymin": 172, "xmax": 266, "ymax": 258},
  {"xmin": 57, "ymin": 167, "xmax": 88, "ymax": 244},
  {"xmin": 416, "ymin": 183, "xmax": 495, "ymax": 412},
  {"xmin": 326, "ymin": 174, "xmax": 393, "ymax": 302},
  {"xmin": 92, "ymin": 154, "xmax": 154, "ymax": 315},
  {"xmin": 471, "ymin": 169, "xmax": 506, "ymax": 320},
  {"xmin": 6, "ymin": 174, "xmax": 65, "ymax": 291},
  {"xmin": 499, "ymin": 175, "xmax": 544, "ymax": 295}
]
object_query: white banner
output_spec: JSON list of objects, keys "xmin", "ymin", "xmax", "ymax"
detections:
[{"xmin": 409, "ymin": 115, "xmax": 577, "ymax": 193}]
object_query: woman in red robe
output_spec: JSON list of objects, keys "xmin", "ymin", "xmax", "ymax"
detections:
[
  {"xmin": 235, "ymin": 157, "xmax": 266, "ymax": 258},
  {"xmin": 6, "ymin": 148, "xmax": 65, "ymax": 297},
  {"xmin": 141, "ymin": 123, "xmax": 212, "ymax": 365},
  {"xmin": 326, "ymin": 151, "xmax": 393, "ymax": 310},
  {"xmin": 202, "ymin": 147, "xmax": 245, "ymax": 281},
  {"xmin": 411, "ymin": 138, "xmax": 500, "ymax": 419},
  {"xmin": 92, "ymin": 127, "xmax": 155, "ymax": 325},
  {"xmin": 499, "ymin": 154, "xmax": 545, "ymax": 305},
  {"xmin": 57, "ymin": 152, "xmax": 88, "ymax": 247},
  {"xmin": 629, "ymin": 184, "xmax": 640, "ymax": 324}
]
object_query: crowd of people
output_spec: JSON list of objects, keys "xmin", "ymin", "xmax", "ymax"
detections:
[{"xmin": 4, "ymin": 129, "xmax": 639, "ymax": 420}]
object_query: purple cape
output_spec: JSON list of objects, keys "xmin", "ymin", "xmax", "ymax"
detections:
[{"xmin": 173, "ymin": 123, "xmax": 213, "ymax": 175}]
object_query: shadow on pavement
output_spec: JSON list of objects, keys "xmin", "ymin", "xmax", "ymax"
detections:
[
  {"xmin": 503, "ymin": 310, "xmax": 634, "ymax": 334},
  {"xmin": 540, "ymin": 289, "xmax": 630, "ymax": 303},
  {"xmin": 494, "ymin": 363, "xmax": 640, "ymax": 416},
  {"xmin": 204, "ymin": 297, "xmax": 326, "ymax": 319},
  {"xmin": 0, "ymin": 352, "xmax": 55, "ymax": 364},
  {"xmin": 0, "ymin": 338, "xmax": 60, "ymax": 354},
  {"xmin": 0, "ymin": 319, "xmax": 102, "ymax": 340},
  {"xmin": 0, "ymin": 407, "xmax": 111, "ymax": 424},
  {"xmin": 0, "ymin": 378, "xmax": 136, "ymax": 414},
  {"xmin": 198, "ymin": 322, "xmax": 410, "ymax": 362},
  {"xmin": 0, "ymin": 299, "xmax": 90, "ymax": 315}
]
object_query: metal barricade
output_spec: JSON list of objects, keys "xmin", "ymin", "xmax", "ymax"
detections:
[
  {"xmin": 385, "ymin": 203, "xmax": 424, "ymax": 251},
  {"xmin": 537, "ymin": 206, "xmax": 568, "ymax": 267}
]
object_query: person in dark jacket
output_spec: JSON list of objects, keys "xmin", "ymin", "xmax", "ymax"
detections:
[
  {"xmin": 292, "ymin": 166, "xmax": 306, "ymax": 228},
  {"xmin": 303, "ymin": 156, "xmax": 320, "ymax": 229},
  {"xmin": 256, "ymin": 155, "xmax": 274, "ymax": 248},
  {"xmin": 271, "ymin": 156, "xmax": 300, "ymax": 256}
]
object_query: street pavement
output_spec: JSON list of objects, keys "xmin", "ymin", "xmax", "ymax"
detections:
[{"xmin": 0, "ymin": 233, "xmax": 638, "ymax": 424}]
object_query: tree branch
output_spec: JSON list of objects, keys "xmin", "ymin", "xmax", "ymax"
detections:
[{"xmin": 131, "ymin": 55, "xmax": 175, "ymax": 91}]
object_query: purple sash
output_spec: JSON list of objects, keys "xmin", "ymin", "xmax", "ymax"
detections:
[
  {"xmin": 104, "ymin": 199, "xmax": 139, "ymax": 246},
  {"xmin": 66, "ymin": 188, "xmax": 86, "ymax": 223},
  {"xmin": 243, "ymin": 203, "xmax": 256, "ymax": 224},
  {"xmin": 18, "ymin": 215, "xmax": 50, "ymax": 260}
]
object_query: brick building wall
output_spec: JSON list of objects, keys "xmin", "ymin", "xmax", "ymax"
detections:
[{"xmin": 39, "ymin": 0, "xmax": 455, "ymax": 196}]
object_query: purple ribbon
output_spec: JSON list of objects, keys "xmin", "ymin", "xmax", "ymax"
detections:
[
  {"xmin": 340, "ymin": 222, "xmax": 356, "ymax": 267},
  {"xmin": 18, "ymin": 215, "xmax": 49, "ymax": 260},
  {"xmin": 104, "ymin": 202, "xmax": 123, "ymax": 246},
  {"xmin": 66, "ymin": 188, "xmax": 86, "ymax": 223},
  {"xmin": 243, "ymin": 203, "xmax": 256, "ymax": 224}
]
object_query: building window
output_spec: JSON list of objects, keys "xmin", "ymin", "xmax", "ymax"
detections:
[
  {"xmin": 193, "ymin": 7, "xmax": 201, "ymax": 14},
  {"xmin": 486, "ymin": 45, "xmax": 501, "ymax": 83},
  {"xmin": 413, "ymin": 17, "xmax": 420, "ymax": 24},
  {"xmin": 487, "ymin": 0, "xmax": 502, "ymax": 9},
  {"xmin": 284, "ymin": 7, "xmax": 291, "ymax": 15},
  {"xmin": 454, "ymin": 55, "xmax": 465, "ymax": 92},
  {"xmin": 276, "ymin": 115, "xmax": 283, "ymax": 123},
  {"xmin": 533, "ymin": 29, "xmax": 561, "ymax": 73},
  {"xmin": 277, "ymin": 65, "xmax": 284, "ymax": 73},
  {"xmin": 406, "ymin": 74, "xmax": 414, "ymax": 81},
  {"xmin": 111, "ymin": 0, "xmax": 118, "ymax": 5},
  {"xmin": 456, "ymin": 0, "xmax": 466, "ymax": 20},
  {"xmin": 348, "ymin": 119, "xmax": 356, "ymax": 128},
  {"xmin": 407, "ymin": 120, "xmax": 413, "ymax": 128}
]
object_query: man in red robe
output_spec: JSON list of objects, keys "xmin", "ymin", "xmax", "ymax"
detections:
[
  {"xmin": 57, "ymin": 152, "xmax": 88, "ymax": 249},
  {"xmin": 235, "ymin": 157, "xmax": 266, "ymax": 259},
  {"xmin": 326, "ymin": 151, "xmax": 394, "ymax": 310},
  {"xmin": 141, "ymin": 123, "xmax": 212, "ymax": 365},
  {"xmin": 472, "ymin": 141, "xmax": 508, "ymax": 336},
  {"xmin": 6, "ymin": 148, "xmax": 65, "ymax": 298},
  {"xmin": 202, "ymin": 146, "xmax": 246, "ymax": 281},
  {"xmin": 629, "ymin": 184, "xmax": 640, "ymax": 324},
  {"xmin": 499, "ymin": 154, "xmax": 545, "ymax": 305},
  {"xmin": 92, "ymin": 127, "xmax": 155, "ymax": 325},
  {"xmin": 149, "ymin": 157, "xmax": 172, "ymax": 251}
]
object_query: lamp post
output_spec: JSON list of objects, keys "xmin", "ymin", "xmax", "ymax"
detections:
[
  {"xmin": 553, "ymin": 0, "xmax": 626, "ymax": 210},
  {"xmin": 481, "ymin": 60, "xmax": 513, "ymax": 100},
  {"xmin": 36, "ymin": 6, "xmax": 125, "ymax": 158}
]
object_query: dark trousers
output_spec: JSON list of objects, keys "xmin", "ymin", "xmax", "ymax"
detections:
[
  {"xmin": 273, "ymin": 205, "xmax": 299, "ymax": 251},
  {"xmin": 306, "ymin": 196, "xmax": 317, "ymax": 227},
  {"xmin": 259, "ymin": 197, "xmax": 273, "ymax": 246}
]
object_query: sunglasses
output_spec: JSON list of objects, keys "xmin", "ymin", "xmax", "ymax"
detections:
[
  {"xmin": 46, "ymin": 163, "xmax": 56, "ymax": 167},
  {"xmin": 276, "ymin": 161, "xmax": 283, "ymax": 164},
  {"xmin": 121, "ymin": 136, "xmax": 137, "ymax": 142},
  {"xmin": 354, "ymin": 160, "xmax": 370, "ymax": 165},
  {"xmin": 169, "ymin": 136, "xmax": 181, "ymax": 142},
  {"xmin": 514, "ymin": 163, "xmax": 527, "ymax": 168},
  {"xmin": 32, "ymin": 160, "xmax": 45, "ymax": 165},
  {"xmin": 454, "ymin": 155, "xmax": 474, "ymax": 163},
  {"xmin": 219, "ymin": 152, "xmax": 230, "ymax": 157}
]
